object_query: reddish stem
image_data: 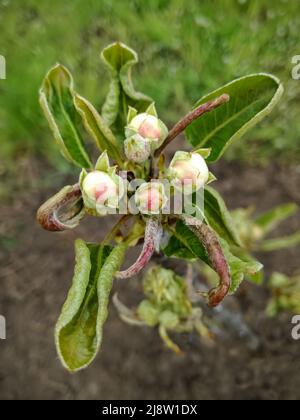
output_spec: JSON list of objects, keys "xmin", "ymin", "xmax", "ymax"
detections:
[
  {"xmin": 116, "ymin": 217, "xmax": 162, "ymax": 279},
  {"xmin": 155, "ymin": 93, "xmax": 230, "ymax": 157},
  {"xmin": 182, "ymin": 216, "xmax": 231, "ymax": 307}
]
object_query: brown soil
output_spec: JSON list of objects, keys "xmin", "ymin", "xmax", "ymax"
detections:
[{"xmin": 0, "ymin": 157, "xmax": 300, "ymax": 400}]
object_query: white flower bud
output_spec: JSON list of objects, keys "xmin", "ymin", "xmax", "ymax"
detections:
[
  {"xmin": 82, "ymin": 170, "xmax": 123, "ymax": 215},
  {"xmin": 167, "ymin": 151, "xmax": 209, "ymax": 192},
  {"xmin": 135, "ymin": 182, "xmax": 168, "ymax": 215},
  {"xmin": 124, "ymin": 134, "xmax": 151, "ymax": 163},
  {"xmin": 125, "ymin": 112, "xmax": 168, "ymax": 149}
]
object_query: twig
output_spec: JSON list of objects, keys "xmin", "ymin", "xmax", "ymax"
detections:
[{"xmin": 155, "ymin": 93, "xmax": 230, "ymax": 157}]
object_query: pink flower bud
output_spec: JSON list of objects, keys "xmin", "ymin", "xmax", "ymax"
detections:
[
  {"xmin": 82, "ymin": 171, "xmax": 122, "ymax": 214},
  {"xmin": 135, "ymin": 182, "xmax": 167, "ymax": 214},
  {"xmin": 125, "ymin": 113, "xmax": 168, "ymax": 147},
  {"xmin": 167, "ymin": 151, "xmax": 209, "ymax": 192}
]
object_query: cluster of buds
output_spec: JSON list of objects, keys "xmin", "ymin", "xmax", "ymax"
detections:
[
  {"xmin": 167, "ymin": 150, "xmax": 210, "ymax": 193},
  {"xmin": 124, "ymin": 103, "xmax": 168, "ymax": 163},
  {"xmin": 80, "ymin": 150, "xmax": 211, "ymax": 216}
]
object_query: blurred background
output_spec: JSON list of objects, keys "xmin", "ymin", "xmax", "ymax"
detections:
[{"xmin": 0, "ymin": 0, "xmax": 300, "ymax": 400}]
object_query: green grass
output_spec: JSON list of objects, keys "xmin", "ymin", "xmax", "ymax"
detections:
[{"xmin": 0, "ymin": 0, "xmax": 299, "ymax": 168}]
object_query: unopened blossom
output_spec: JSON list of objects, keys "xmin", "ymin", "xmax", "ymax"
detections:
[
  {"xmin": 167, "ymin": 151, "xmax": 209, "ymax": 192},
  {"xmin": 82, "ymin": 170, "xmax": 123, "ymax": 215},
  {"xmin": 125, "ymin": 112, "xmax": 168, "ymax": 150},
  {"xmin": 135, "ymin": 182, "xmax": 168, "ymax": 214}
]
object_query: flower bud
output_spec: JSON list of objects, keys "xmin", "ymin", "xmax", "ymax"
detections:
[
  {"xmin": 125, "ymin": 112, "xmax": 168, "ymax": 149},
  {"xmin": 167, "ymin": 151, "xmax": 209, "ymax": 192},
  {"xmin": 81, "ymin": 170, "xmax": 123, "ymax": 215},
  {"xmin": 124, "ymin": 134, "xmax": 151, "ymax": 163},
  {"xmin": 135, "ymin": 182, "xmax": 167, "ymax": 215}
]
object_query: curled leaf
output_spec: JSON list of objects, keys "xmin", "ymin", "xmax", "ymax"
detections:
[
  {"xmin": 55, "ymin": 240, "xmax": 127, "ymax": 372},
  {"xmin": 74, "ymin": 94, "xmax": 123, "ymax": 164},
  {"xmin": 40, "ymin": 64, "xmax": 92, "ymax": 168},
  {"xmin": 101, "ymin": 42, "xmax": 152, "ymax": 136},
  {"xmin": 36, "ymin": 184, "xmax": 85, "ymax": 231},
  {"xmin": 182, "ymin": 216, "xmax": 231, "ymax": 307},
  {"xmin": 116, "ymin": 217, "xmax": 162, "ymax": 279}
]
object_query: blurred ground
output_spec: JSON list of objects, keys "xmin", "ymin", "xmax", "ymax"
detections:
[{"xmin": 0, "ymin": 157, "xmax": 300, "ymax": 400}]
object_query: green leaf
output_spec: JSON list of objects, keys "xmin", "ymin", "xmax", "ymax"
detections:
[
  {"xmin": 163, "ymin": 220, "xmax": 209, "ymax": 264},
  {"xmin": 101, "ymin": 42, "xmax": 152, "ymax": 137},
  {"xmin": 255, "ymin": 203, "xmax": 298, "ymax": 235},
  {"xmin": 55, "ymin": 239, "xmax": 127, "ymax": 372},
  {"xmin": 194, "ymin": 148, "xmax": 212, "ymax": 159},
  {"xmin": 127, "ymin": 106, "xmax": 138, "ymax": 124},
  {"xmin": 201, "ymin": 241, "xmax": 263, "ymax": 293},
  {"xmin": 74, "ymin": 94, "xmax": 123, "ymax": 164},
  {"xmin": 259, "ymin": 231, "xmax": 300, "ymax": 252},
  {"xmin": 94, "ymin": 151, "xmax": 110, "ymax": 172},
  {"xmin": 185, "ymin": 73, "xmax": 283, "ymax": 162},
  {"xmin": 145, "ymin": 102, "xmax": 158, "ymax": 117},
  {"xmin": 164, "ymin": 222, "xmax": 262, "ymax": 293},
  {"xmin": 204, "ymin": 186, "xmax": 242, "ymax": 247},
  {"xmin": 221, "ymin": 240, "xmax": 263, "ymax": 294},
  {"xmin": 40, "ymin": 64, "xmax": 92, "ymax": 169},
  {"xmin": 228, "ymin": 245, "xmax": 264, "ymax": 289}
]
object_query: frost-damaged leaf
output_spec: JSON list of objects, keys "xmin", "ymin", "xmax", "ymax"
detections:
[
  {"xmin": 255, "ymin": 203, "xmax": 298, "ymax": 236},
  {"xmin": 204, "ymin": 186, "xmax": 242, "ymax": 247},
  {"xmin": 36, "ymin": 184, "xmax": 85, "ymax": 231},
  {"xmin": 101, "ymin": 42, "xmax": 152, "ymax": 136},
  {"xmin": 116, "ymin": 217, "xmax": 162, "ymax": 279},
  {"xmin": 40, "ymin": 64, "xmax": 92, "ymax": 168},
  {"xmin": 186, "ymin": 73, "xmax": 283, "ymax": 162},
  {"xmin": 55, "ymin": 240, "xmax": 127, "ymax": 372},
  {"xmin": 74, "ymin": 94, "xmax": 123, "ymax": 164}
]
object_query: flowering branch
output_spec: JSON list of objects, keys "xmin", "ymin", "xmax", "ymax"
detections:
[
  {"xmin": 181, "ymin": 215, "xmax": 231, "ymax": 307},
  {"xmin": 116, "ymin": 217, "xmax": 162, "ymax": 279},
  {"xmin": 154, "ymin": 94, "xmax": 230, "ymax": 157}
]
